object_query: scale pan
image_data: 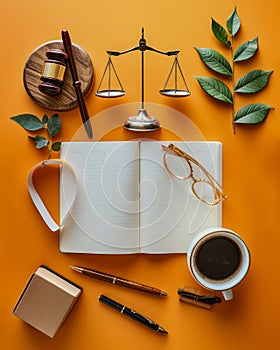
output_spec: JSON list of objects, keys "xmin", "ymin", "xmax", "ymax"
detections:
[
  {"xmin": 96, "ymin": 90, "xmax": 126, "ymax": 98},
  {"xmin": 160, "ymin": 89, "xmax": 190, "ymax": 97}
]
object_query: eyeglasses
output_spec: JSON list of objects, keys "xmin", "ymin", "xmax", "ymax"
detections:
[{"xmin": 161, "ymin": 143, "xmax": 227, "ymax": 205}]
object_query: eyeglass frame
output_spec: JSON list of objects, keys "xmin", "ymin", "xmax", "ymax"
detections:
[{"xmin": 161, "ymin": 143, "xmax": 227, "ymax": 205}]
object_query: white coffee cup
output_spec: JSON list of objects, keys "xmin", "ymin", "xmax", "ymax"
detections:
[{"xmin": 187, "ymin": 227, "xmax": 250, "ymax": 301}]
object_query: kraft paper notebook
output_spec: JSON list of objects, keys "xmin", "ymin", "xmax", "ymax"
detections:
[{"xmin": 59, "ymin": 141, "xmax": 223, "ymax": 254}]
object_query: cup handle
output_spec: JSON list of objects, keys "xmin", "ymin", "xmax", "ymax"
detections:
[{"xmin": 222, "ymin": 289, "xmax": 233, "ymax": 301}]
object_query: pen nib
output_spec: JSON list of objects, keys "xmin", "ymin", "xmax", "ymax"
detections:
[
  {"xmin": 70, "ymin": 266, "xmax": 83, "ymax": 273},
  {"xmin": 157, "ymin": 326, "xmax": 168, "ymax": 334}
]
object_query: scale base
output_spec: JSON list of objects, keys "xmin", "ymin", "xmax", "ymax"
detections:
[{"xmin": 123, "ymin": 109, "xmax": 160, "ymax": 132}]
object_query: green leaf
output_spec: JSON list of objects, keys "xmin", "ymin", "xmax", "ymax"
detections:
[
  {"xmin": 235, "ymin": 69, "xmax": 273, "ymax": 93},
  {"xmin": 51, "ymin": 142, "xmax": 61, "ymax": 151},
  {"xmin": 47, "ymin": 114, "xmax": 61, "ymax": 137},
  {"xmin": 234, "ymin": 103, "xmax": 273, "ymax": 124},
  {"xmin": 29, "ymin": 135, "xmax": 49, "ymax": 149},
  {"xmin": 195, "ymin": 48, "xmax": 232, "ymax": 76},
  {"xmin": 42, "ymin": 114, "xmax": 48, "ymax": 124},
  {"xmin": 234, "ymin": 37, "xmax": 258, "ymax": 62},
  {"xmin": 211, "ymin": 18, "xmax": 231, "ymax": 46},
  {"xmin": 195, "ymin": 76, "xmax": 233, "ymax": 103},
  {"xmin": 10, "ymin": 114, "xmax": 44, "ymax": 131},
  {"xmin": 227, "ymin": 7, "xmax": 240, "ymax": 36},
  {"xmin": 36, "ymin": 140, "xmax": 49, "ymax": 149}
]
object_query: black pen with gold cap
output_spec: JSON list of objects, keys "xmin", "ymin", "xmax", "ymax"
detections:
[
  {"xmin": 99, "ymin": 294, "xmax": 168, "ymax": 334},
  {"xmin": 70, "ymin": 266, "xmax": 167, "ymax": 296}
]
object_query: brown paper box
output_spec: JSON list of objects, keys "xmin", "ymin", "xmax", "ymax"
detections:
[{"xmin": 12, "ymin": 265, "xmax": 82, "ymax": 338}]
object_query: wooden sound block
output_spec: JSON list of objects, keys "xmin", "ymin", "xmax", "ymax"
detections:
[{"xmin": 23, "ymin": 40, "xmax": 94, "ymax": 111}]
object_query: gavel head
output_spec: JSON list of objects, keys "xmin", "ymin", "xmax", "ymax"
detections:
[{"xmin": 38, "ymin": 49, "xmax": 68, "ymax": 96}]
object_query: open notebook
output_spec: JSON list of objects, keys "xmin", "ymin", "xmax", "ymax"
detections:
[{"xmin": 59, "ymin": 141, "xmax": 223, "ymax": 254}]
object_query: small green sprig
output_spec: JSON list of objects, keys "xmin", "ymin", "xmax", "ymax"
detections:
[
  {"xmin": 10, "ymin": 113, "xmax": 61, "ymax": 159},
  {"xmin": 194, "ymin": 7, "xmax": 274, "ymax": 133}
]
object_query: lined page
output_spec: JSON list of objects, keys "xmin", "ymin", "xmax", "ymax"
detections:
[
  {"xmin": 139, "ymin": 141, "xmax": 222, "ymax": 253},
  {"xmin": 60, "ymin": 141, "xmax": 140, "ymax": 254}
]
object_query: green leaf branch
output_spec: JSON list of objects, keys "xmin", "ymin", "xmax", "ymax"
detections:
[
  {"xmin": 10, "ymin": 113, "xmax": 61, "ymax": 159},
  {"xmin": 194, "ymin": 7, "xmax": 274, "ymax": 133}
]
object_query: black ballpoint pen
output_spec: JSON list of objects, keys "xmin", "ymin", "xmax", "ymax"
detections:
[{"xmin": 99, "ymin": 294, "xmax": 168, "ymax": 334}]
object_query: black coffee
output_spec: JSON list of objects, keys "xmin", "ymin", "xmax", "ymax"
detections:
[{"xmin": 195, "ymin": 236, "xmax": 241, "ymax": 280}]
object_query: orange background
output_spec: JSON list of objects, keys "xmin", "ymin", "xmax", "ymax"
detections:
[{"xmin": 1, "ymin": 0, "xmax": 279, "ymax": 349}]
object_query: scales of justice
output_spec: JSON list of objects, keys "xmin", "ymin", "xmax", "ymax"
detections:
[{"xmin": 96, "ymin": 28, "xmax": 191, "ymax": 131}]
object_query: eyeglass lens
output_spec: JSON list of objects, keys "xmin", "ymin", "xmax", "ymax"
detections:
[
  {"xmin": 164, "ymin": 152, "xmax": 191, "ymax": 179},
  {"xmin": 192, "ymin": 181, "xmax": 217, "ymax": 204}
]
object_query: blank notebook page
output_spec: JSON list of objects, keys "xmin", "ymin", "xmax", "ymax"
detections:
[{"xmin": 60, "ymin": 141, "xmax": 141, "ymax": 254}]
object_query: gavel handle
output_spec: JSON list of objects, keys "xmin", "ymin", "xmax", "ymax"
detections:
[{"xmin": 61, "ymin": 30, "xmax": 93, "ymax": 139}]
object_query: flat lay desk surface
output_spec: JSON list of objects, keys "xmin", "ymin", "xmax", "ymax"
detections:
[{"xmin": 1, "ymin": 0, "xmax": 280, "ymax": 349}]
